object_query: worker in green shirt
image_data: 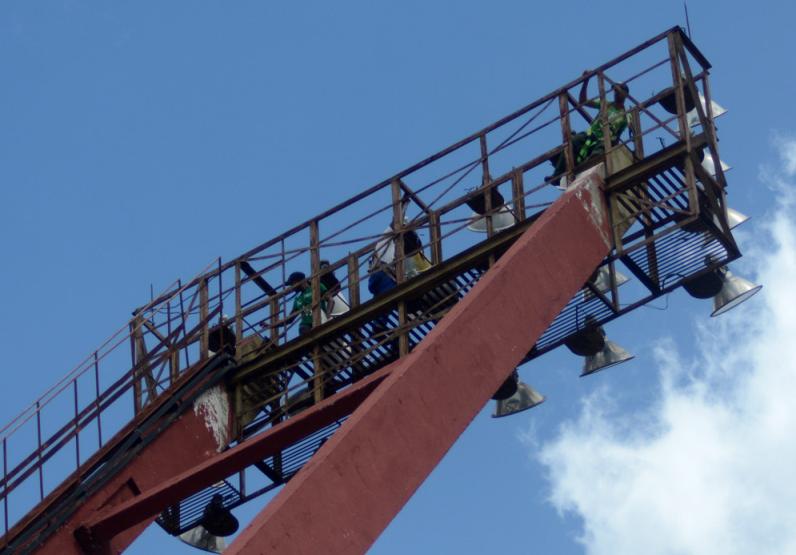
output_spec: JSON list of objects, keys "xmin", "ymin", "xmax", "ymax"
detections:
[
  {"xmin": 286, "ymin": 271, "xmax": 329, "ymax": 335},
  {"xmin": 548, "ymin": 74, "xmax": 630, "ymax": 184},
  {"xmin": 576, "ymin": 75, "xmax": 630, "ymax": 164}
]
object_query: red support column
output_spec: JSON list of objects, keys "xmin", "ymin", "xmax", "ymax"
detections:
[
  {"xmin": 32, "ymin": 384, "xmax": 233, "ymax": 555},
  {"xmin": 227, "ymin": 169, "xmax": 612, "ymax": 555}
]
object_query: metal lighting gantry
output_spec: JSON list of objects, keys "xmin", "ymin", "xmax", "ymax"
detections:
[{"xmin": 0, "ymin": 27, "xmax": 740, "ymax": 555}]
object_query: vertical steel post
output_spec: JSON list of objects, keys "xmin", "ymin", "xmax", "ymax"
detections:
[
  {"xmin": 217, "ymin": 257, "xmax": 224, "ymax": 326},
  {"xmin": 597, "ymin": 72, "xmax": 613, "ymax": 175},
  {"xmin": 309, "ymin": 220, "xmax": 324, "ymax": 403},
  {"xmin": 235, "ymin": 262, "xmax": 243, "ymax": 343},
  {"xmin": 391, "ymin": 179, "xmax": 408, "ymax": 356},
  {"xmin": 3, "ymin": 438, "xmax": 8, "ymax": 536},
  {"xmin": 178, "ymin": 281, "xmax": 191, "ymax": 368},
  {"xmin": 269, "ymin": 297, "xmax": 280, "ymax": 346},
  {"xmin": 559, "ymin": 92, "xmax": 576, "ymax": 186},
  {"xmin": 511, "ymin": 168, "xmax": 526, "ymax": 222},
  {"xmin": 166, "ymin": 300, "xmax": 179, "ymax": 384},
  {"xmin": 36, "ymin": 402, "xmax": 43, "ymax": 501},
  {"xmin": 629, "ymin": 106, "xmax": 660, "ymax": 287},
  {"xmin": 199, "ymin": 279, "xmax": 209, "ymax": 360},
  {"xmin": 132, "ymin": 313, "xmax": 150, "ymax": 410},
  {"xmin": 347, "ymin": 253, "xmax": 360, "ymax": 309},
  {"xmin": 668, "ymin": 34, "xmax": 697, "ymax": 216},
  {"xmin": 479, "ymin": 134, "xmax": 495, "ymax": 243},
  {"xmin": 129, "ymin": 321, "xmax": 141, "ymax": 414},
  {"xmin": 94, "ymin": 352, "xmax": 103, "ymax": 447},
  {"xmin": 479, "ymin": 134, "xmax": 490, "ymax": 186},
  {"xmin": 73, "ymin": 380, "xmax": 80, "ymax": 468},
  {"xmin": 429, "ymin": 211, "xmax": 442, "ymax": 265}
]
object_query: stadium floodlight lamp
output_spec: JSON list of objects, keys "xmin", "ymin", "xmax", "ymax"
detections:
[
  {"xmin": 493, "ymin": 381, "xmax": 545, "ymax": 418},
  {"xmin": 584, "ymin": 266, "xmax": 630, "ymax": 300},
  {"xmin": 700, "ymin": 149, "xmax": 731, "ymax": 177},
  {"xmin": 581, "ymin": 339, "xmax": 635, "ymax": 377},
  {"xmin": 179, "ymin": 525, "xmax": 226, "ymax": 554},
  {"xmin": 711, "ymin": 268, "xmax": 762, "ymax": 317},
  {"xmin": 565, "ymin": 315, "xmax": 605, "ymax": 357},
  {"xmin": 465, "ymin": 186, "xmax": 516, "ymax": 233},
  {"xmin": 726, "ymin": 207, "xmax": 749, "ymax": 229},
  {"xmin": 492, "ymin": 369, "xmax": 520, "ymax": 401},
  {"xmin": 687, "ymin": 95, "xmax": 727, "ymax": 127}
]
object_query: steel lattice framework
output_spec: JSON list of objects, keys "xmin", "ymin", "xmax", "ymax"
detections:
[{"xmin": 0, "ymin": 27, "xmax": 739, "ymax": 554}]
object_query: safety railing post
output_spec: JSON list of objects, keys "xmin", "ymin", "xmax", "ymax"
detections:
[
  {"xmin": 73, "ymin": 380, "xmax": 80, "ymax": 468},
  {"xmin": 629, "ymin": 106, "xmax": 660, "ymax": 288},
  {"xmin": 199, "ymin": 278, "xmax": 209, "ymax": 360},
  {"xmin": 309, "ymin": 220, "xmax": 324, "ymax": 403},
  {"xmin": 168, "ymin": 303, "xmax": 179, "ymax": 384},
  {"xmin": 132, "ymin": 313, "xmax": 152, "ymax": 410},
  {"xmin": 483, "ymin": 178, "xmax": 495, "ymax": 241},
  {"xmin": 239, "ymin": 469, "xmax": 246, "ymax": 497},
  {"xmin": 345, "ymin": 251, "xmax": 369, "ymax": 382},
  {"xmin": 269, "ymin": 297, "xmax": 280, "ymax": 346},
  {"xmin": 558, "ymin": 92, "xmax": 575, "ymax": 185},
  {"xmin": 129, "ymin": 321, "xmax": 141, "ymax": 414},
  {"xmin": 217, "ymin": 257, "xmax": 223, "ymax": 326},
  {"xmin": 178, "ymin": 281, "xmax": 191, "ymax": 369},
  {"xmin": 668, "ymin": 34, "xmax": 697, "ymax": 217},
  {"xmin": 3, "ymin": 437, "xmax": 8, "ymax": 536},
  {"xmin": 511, "ymin": 168, "xmax": 526, "ymax": 222},
  {"xmin": 36, "ymin": 402, "xmax": 43, "ymax": 501},
  {"xmin": 479, "ymin": 134, "xmax": 490, "ymax": 186},
  {"xmin": 278, "ymin": 239, "xmax": 288, "ymax": 345},
  {"xmin": 429, "ymin": 210, "xmax": 442, "ymax": 265},
  {"xmin": 597, "ymin": 72, "xmax": 613, "ymax": 175},
  {"xmin": 667, "ymin": 34, "xmax": 691, "ymax": 149},
  {"xmin": 235, "ymin": 262, "xmax": 243, "ymax": 344},
  {"xmin": 347, "ymin": 253, "xmax": 360, "ymax": 310},
  {"xmin": 391, "ymin": 179, "xmax": 409, "ymax": 356},
  {"xmin": 94, "ymin": 351, "xmax": 103, "ymax": 447}
]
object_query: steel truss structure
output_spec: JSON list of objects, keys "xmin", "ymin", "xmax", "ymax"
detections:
[{"xmin": 0, "ymin": 27, "xmax": 739, "ymax": 554}]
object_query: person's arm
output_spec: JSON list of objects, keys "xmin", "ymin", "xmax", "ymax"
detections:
[
  {"xmin": 319, "ymin": 284, "xmax": 332, "ymax": 316},
  {"xmin": 278, "ymin": 294, "xmax": 301, "ymax": 327},
  {"xmin": 579, "ymin": 71, "xmax": 601, "ymax": 109}
]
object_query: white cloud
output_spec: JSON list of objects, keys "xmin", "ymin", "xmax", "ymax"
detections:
[
  {"xmin": 535, "ymin": 139, "xmax": 796, "ymax": 555},
  {"xmin": 779, "ymin": 136, "xmax": 796, "ymax": 176}
]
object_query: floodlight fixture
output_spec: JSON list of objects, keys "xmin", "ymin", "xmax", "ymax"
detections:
[
  {"xmin": 492, "ymin": 381, "xmax": 545, "ymax": 418},
  {"xmin": 581, "ymin": 340, "xmax": 635, "ymax": 377},
  {"xmin": 711, "ymin": 268, "xmax": 762, "ymax": 317}
]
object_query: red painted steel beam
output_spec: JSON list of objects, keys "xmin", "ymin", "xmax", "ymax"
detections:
[
  {"xmin": 74, "ymin": 365, "xmax": 394, "ymax": 551},
  {"xmin": 30, "ymin": 388, "xmax": 231, "ymax": 555},
  {"xmin": 226, "ymin": 169, "xmax": 612, "ymax": 555}
]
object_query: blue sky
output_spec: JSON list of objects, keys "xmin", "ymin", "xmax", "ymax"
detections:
[{"xmin": 1, "ymin": 2, "xmax": 795, "ymax": 554}]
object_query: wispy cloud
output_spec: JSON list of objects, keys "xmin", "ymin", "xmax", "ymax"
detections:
[
  {"xmin": 535, "ymin": 138, "xmax": 796, "ymax": 555},
  {"xmin": 779, "ymin": 134, "xmax": 796, "ymax": 176}
]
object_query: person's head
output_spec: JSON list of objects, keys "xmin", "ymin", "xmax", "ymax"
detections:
[
  {"xmin": 286, "ymin": 271, "xmax": 307, "ymax": 290},
  {"xmin": 613, "ymin": 82, "xmax": 629, "ymax": 104}
]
